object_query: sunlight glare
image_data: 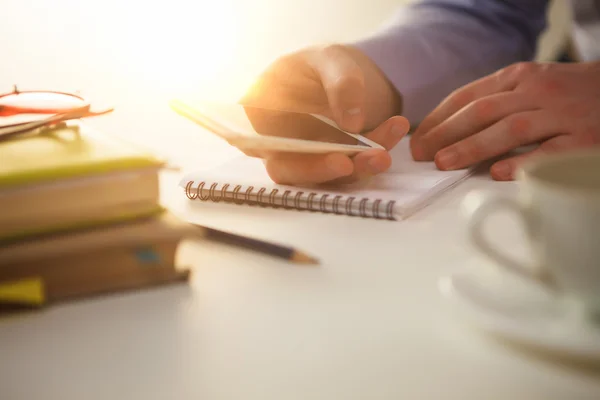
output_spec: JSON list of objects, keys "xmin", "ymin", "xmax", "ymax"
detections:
[{"xmin": 116, "ymin": 0, "xmax": 243, "ymax": 101}]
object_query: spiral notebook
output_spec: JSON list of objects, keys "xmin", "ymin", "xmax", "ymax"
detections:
[{"xmin": 178, "ymin": 138, "xmax": 472, "ymax": 220}]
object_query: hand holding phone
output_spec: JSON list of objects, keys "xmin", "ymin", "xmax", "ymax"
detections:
[
  {"xmin": 170, "ymin": 98, "xmax": 409, "ymax": 186},
  {"xmin": 180, "ymin": 44, "xmax": 410, "ymax": 186},
  {"xmin": 169, "ymin": 99, "xmax": 383, "ymax": 156}
]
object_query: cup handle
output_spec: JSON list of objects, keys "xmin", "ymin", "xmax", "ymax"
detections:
[{"xmin": 463, "ymin": 191, "xmax": 551, "ymax": 287}]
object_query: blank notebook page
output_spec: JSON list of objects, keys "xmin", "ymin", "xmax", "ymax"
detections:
[{"xmin": 179, "ymin": 138, "xmax": 472, "ymax": 220}]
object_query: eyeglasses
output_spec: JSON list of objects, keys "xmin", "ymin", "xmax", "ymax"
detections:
[{"xmin": 0, "ymin": 85, "xmax": 114, "ymax": 140}]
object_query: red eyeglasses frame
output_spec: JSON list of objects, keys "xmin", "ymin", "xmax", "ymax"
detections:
[{"xmin": 0, "ymin": 85, "xmax": 114, "ymax": 140}]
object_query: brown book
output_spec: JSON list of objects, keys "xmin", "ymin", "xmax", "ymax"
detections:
[
  {"xmin": 0, "ymin": 212, "xmax": 192, "ymax": 306},
  {"xmin": 0, "ymin": 240, "xmax": 189, "ymax": 303}
]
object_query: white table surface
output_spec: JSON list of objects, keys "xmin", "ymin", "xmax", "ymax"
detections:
[{"xmin": 2, "ymin": 1, "xmax": 600, "ymax": 399}]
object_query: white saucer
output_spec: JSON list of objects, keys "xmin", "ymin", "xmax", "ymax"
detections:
[{"xmin": 439, "ymin": 268, "xmax": 600, "ymax": 361}]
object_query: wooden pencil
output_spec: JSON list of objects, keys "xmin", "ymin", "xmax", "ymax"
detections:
[{"xmin": 193, "ymin": 224, "xmax": 319, "ymax": 265}]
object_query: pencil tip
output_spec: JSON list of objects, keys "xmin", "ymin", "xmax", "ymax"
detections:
[{"xmin": 291, "ymin": 251, "xmax": 319, "ymax": 265}]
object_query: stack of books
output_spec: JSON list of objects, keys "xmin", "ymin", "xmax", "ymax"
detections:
[{"xmin": 0, "ymin": 122, "xmax": 191, "ymax": 311}]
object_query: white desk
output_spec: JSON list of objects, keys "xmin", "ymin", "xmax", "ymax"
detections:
[
  {"xmin": 3, "ymin": 165, "xmax": 600, "ymax": 399},
  {"xmin": 1, "ymin": 1, "xmax": 599, "ymax": 399}
]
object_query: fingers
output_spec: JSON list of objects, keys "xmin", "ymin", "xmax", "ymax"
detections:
[
  {"xmin": 365, "ymin": 115, "xmax": 410, "ymax": 150},
  {"xmin": 490, "ymin": 134, "xmax": 597, "ymax": 181},
  {"xmin": 434, "ymin": 109, "xmax": 568, "ymax": 171},
  {"xmin": 264, "ymin": 149, "xmax": 393, "ymax": 186},
  {"xmin": 327, "ymin": 116, "xmax": 409, "ymax": 183},
  {"xmin": 331, "ymin": 149, "xmax": 392, "ymax": 184},
  {"xmin": 240, "ymin": 53, "xmax": 327, "ymax": 113},
  {"xmin": 264, "ymin": 152, "xmax": 354, "ymax": 185},
  {"xmin": 262, "ymin": 115, "xmax": 408, "ymax": 185},
  {"xmin": 413, "ymin": 62, "xmax": 540, "ymax": 138},
  {"xmin": 241, "ymin": 83, "xmax": 324, "ymax": 114},
  {"xmin": 331, "ymin": 116, "xmax": 409, "ymax": 183},
  {"xmin": 411, "ymin": 92, "xmax": 539, "ymax": 160},
  {"xmin": 307, "ymin": 45, "xmax": 366, "ymax": 133}
]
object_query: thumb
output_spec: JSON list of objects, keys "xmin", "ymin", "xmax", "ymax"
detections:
[{"xmin": 307, "ymin": 45, "xmax": 366, "ymax": 133}]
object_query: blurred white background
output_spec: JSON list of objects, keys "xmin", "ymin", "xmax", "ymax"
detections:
[{"xmin": 0, "ymin": 0, "xmax": 570, "ymax": 168}]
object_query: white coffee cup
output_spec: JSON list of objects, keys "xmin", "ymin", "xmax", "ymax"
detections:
[{"xmin": 462, "ymin": 148, "xmax": 600, "ymax": 318}]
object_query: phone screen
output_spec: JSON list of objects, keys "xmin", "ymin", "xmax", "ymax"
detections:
[{"xmin": 193, "ymin": 102, "xmax": 362, "ymax": 145}]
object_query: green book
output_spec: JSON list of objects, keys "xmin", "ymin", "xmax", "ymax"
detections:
[{"xmin": 0, "ymin": 122, "xmax": 165, "ymax": 242}]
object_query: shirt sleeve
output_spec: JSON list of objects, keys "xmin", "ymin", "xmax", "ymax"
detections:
[{"xmin": 351, "ymin": 0, "xmax": 550, "ymax": 124}]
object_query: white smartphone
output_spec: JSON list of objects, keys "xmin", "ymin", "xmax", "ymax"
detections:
[{"xmin": 169, "ymin": 99, "xmax": 382, "ymax": 155}]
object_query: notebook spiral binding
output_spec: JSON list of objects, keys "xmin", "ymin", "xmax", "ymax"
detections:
[{"xmin": 184, "ymin": 181, "xmax": 396, "ymax": 220}]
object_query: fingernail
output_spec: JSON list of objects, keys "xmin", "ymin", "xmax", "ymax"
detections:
[
  {"xmin": 391, "ymin": 125, "xmax": 405, "ymax": 137},
  {"xmin": 436, "ymin": 150, "xmax": 458, "ymax": 169},
  {"xmin": 342, "ymin": 108, "xmax": 362, "ymax": 130},
  {"xmin": 367, "ymin": 157, "xmax": 385, "ymax": 174},
  {"xmin": 492, "ymin": 162, "xmax": 512, "ymax": 180}
]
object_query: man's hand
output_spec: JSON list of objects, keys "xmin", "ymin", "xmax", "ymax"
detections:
[
  {"xmin": 410, "ymin": 62, "xmax": 600, "ymax": 180},
  {"xmin": 240, "ymin": 44, "xmax": 409, "ymax": 186}
]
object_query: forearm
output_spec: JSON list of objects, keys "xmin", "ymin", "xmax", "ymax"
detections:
[{"xmin": 352, "ymin": 0, "xmax": 549, "ymax": 125}]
